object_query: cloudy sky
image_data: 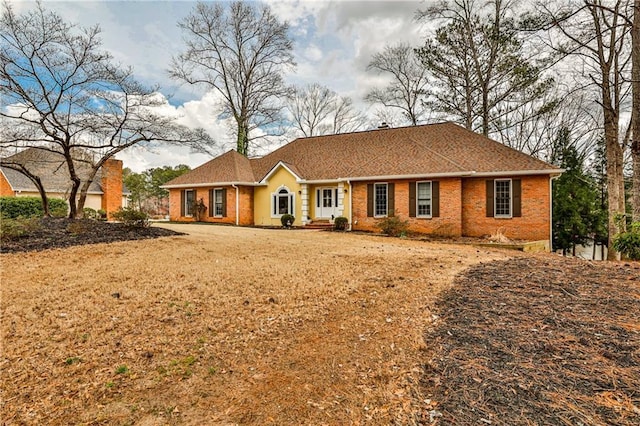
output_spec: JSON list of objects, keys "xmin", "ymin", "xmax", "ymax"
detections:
[{"xmin": 10, "ymin": 0, "xmax": 434, "ymax": 172}]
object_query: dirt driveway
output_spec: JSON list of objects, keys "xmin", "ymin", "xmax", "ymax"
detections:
[{"xmin": 1, "ymin": 224, "xmax": 508, "ymax": 425}]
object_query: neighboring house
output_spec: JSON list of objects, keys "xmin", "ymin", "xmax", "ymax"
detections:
[
  {"xmin": 0, "ymin": 147, "xmax": 128, "ymax": 217},
  {"xmin": 163, "ymin": 122, "xmax": 563, "ymax": 244}
]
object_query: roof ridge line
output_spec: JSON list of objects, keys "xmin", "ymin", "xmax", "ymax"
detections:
[{"xmin": 232, "ymin": 149, "xmax": 257, "ymax": 182}]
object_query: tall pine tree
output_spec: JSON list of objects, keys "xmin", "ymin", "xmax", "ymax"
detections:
[{"xmin": 552, "ymin": 128, "xmax": 601, "ymax": 256}]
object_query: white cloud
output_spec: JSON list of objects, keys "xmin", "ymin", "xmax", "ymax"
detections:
[{"xmin": 7, "ymin": 0, "xmax": 431, "ymax": 172}]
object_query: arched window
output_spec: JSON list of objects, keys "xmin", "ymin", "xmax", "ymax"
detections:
[{"xmin": 271, "ymin": 186, "xmax": 294, "ymax": 217}]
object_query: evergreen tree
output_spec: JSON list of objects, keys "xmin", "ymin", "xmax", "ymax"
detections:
[{"xmin": 552, "ymin": 128, "xmax": 600, "ymax": 256}]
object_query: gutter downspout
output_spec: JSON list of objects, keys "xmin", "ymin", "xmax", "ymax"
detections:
[
  {"xmin": 232, "ymin": 184, "xmax": 239, "ymax": 225},
  {"xmin": 549, "ymin": 175, "xmax": 561, "ymax": 252},
  {"xmin": 347, "ymin": 179, "xmax": 353, "ymax": 231}
]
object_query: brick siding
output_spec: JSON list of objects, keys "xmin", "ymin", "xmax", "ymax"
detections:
[
  {"xmin": 100, "ymin": 159, "xmax": 123, "ymax": 219},
  {"xmin": 351, "ymin": 178, "xmax": 463, "ymax": 236},
  {"xmin": 461, "ymin": 175, "xmax": 551, "ymax": 241},
  {"xmin": 169, "ymin": 186, "xmax": 255, "ymax": 225},
  {"xmin": 351, "ymin": 175, "xmax": 551, "ymax": 241},
  {"xmin": 0, "ymin": 172, "xmax": 15, "ymax": 196}
]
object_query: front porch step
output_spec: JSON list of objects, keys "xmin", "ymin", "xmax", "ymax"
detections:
[{"xmin": 305, "ymin": 220, "xmax": 334, "ymax": 229}]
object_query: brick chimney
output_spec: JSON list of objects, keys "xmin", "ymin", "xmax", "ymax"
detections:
[{"xmin": 101, "ymin": 158, "xmax": 123, "ymax": 219}]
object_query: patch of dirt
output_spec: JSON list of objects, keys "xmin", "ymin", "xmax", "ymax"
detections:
[
  {"xmin": 422, "ymin": 256, "xmax": 640, "ymax": 425},
  {"xmin": 0, "ymin": 218, "xmax": 182, "ymax": 253}
]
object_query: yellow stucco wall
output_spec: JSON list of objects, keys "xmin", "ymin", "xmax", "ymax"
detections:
[{"xmin": 253, "ymin": 166, "xmax": 302, "ymax": 226}]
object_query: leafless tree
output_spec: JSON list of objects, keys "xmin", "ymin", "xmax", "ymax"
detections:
[
  {"xmin": 531, "ymin": 0, "xmax": 633, "ymax": 259},
  {"xmin": 631, "ymin": 0, "xmax": 639, "ymax": 221},
  {"xmin": 286, "ymin": 84, "xmax": 366, "ymax": 137},
  {"xmin": 495, "ymin": 89, "xmax": 602, "ymax": 160},
  {"xmin": 416, "ymin": 0, "xmax": 556, "ymax": 138},
  {"xmin": 365, "ymin": 43, "xmax": 431, "ymax": 126},
  {"xmin": 0, "ymin": 1, "xmax": 211, "ymax": 218},
  {"xmin": 171, "ymin": 1, "xmax": 295, "ymax": 156}
]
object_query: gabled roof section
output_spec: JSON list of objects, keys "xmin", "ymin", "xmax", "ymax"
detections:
[
  {"xmin": 163, "ymin": 149, "xmax": 256, "ymax": 188},
  {"xmin": 0, "ymin": 147, "xmax": 103, "ymax": 193},
  {"xmin": 250, "ymin": 122, "xmax": 560, "ymax": 181},
  {"xmin": 258, "ymin": 161, "xmax": 303, "ymax": 184}
]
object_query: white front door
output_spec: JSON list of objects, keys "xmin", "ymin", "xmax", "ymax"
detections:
[{"xmin": 317, "ymin": 187, "xmax": 338, "ymax": 219}]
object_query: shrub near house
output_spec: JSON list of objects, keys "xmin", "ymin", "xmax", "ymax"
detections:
[{"xmin": 0, "ymin": 196, "xmax": 68, "ymax": 219}]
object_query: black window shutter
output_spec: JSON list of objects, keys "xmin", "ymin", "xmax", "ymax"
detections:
[
  {"xmin": 409, "ymin": 182, "xmax": 416, "ymax": 217},
  {"xmin": 317, "ymin": 189, "xmax": 320, "ymax": 208},
  {"xmin": 388, "ymin": 183, "xmax": 395, "ymax": 216},
  {"xmin": 222, "ymin": 188, "xmax": 228, "ymax": 217},
  {"xmin": 486, "ymin": 180, "xmax": 494, "ymax": 217},
  {"xmin": 432, "ymin": 181, "xmax": 440, "ymax": 217},
  {"xmin": 367, "ymin": 184, "xmax": 373, "ymax": 217},
  {"xmin": 208, "ymin": 189, "xmax": 214, "ymax": 217},
  {"xmin": 512, "ymin": 179, "xmax": 521, "ymax": 217},
  {"xmin": 180, "ymin": 190, "xmax": 185, "ymax": 216}
]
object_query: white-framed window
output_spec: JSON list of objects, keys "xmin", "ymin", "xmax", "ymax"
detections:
[
  {"xmin": 184, "ymin": 189, "xmax": 195, "ymax": 216},
  {"xmin": 271, "ymin": 186, "xmax": 294, "ymax": 217},
  {"xmin": 213, "ymin": 188, "xmax": 224, "ymax": 217},
  {"xmin": 494, "ymin": 179, "xmax": 512, "ymax": 218},
  {"xmin": 374, "ymin": 183, "xmax": 388, "ymax": 217},
  {"xmin": 417, "ymin": 181, "xmax": 432, "ymax": 218}
]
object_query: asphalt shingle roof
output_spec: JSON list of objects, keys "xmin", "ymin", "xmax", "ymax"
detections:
[
  {"xmin": 165, "ymin": 150, "xmax": 256, "ymax": 186},
  {"xmin": 165, "ymin": 122, "xmax": 561, "ymax": 187},
  {"xmin": 1, "ymin": 148, "xmax": 106, "ymax": 193}
]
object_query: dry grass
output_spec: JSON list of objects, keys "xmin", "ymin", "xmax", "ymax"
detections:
[{"xmin": 1, "ymin": 224, "xmax": 507, "ymax": 425}]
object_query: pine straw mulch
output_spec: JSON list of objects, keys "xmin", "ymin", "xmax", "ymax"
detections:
[
  {"xmin": 0, "ymin": 217, "xmax": 182, "ymax": 253},
  {"xmin": 421, "ymin": 256, "xmax": 640, "ymax": 425}
]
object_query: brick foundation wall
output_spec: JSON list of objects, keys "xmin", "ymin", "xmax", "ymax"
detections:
[
  {"xmin": 461, "ymin": 175, "xmax": 551, "ymax": 241},
  {"xmin": 100, "ymin": 159, "xmax": 123, "ymax": 219}
]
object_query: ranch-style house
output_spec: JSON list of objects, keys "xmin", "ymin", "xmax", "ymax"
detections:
[{"xmin": 163, "ymin": 122, "xmax": 562, "ymax": 244}]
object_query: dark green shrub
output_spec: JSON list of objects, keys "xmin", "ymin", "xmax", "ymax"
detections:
[
  {"xmin": 613, "ymin": 222, "xmax": 640, "ymax": 260},
  {"xmin": 83, "ymin": 207, "xmax": 98, "ymax": 219},
  {"xmin": 97, "ymin": 209, "xmax": 107, "ymax": 220},
  {"xmin": 49, "ymin": 199, "xmax": 68, "ymax": 217},
  {"xmin": 111, "ymin": 207, "xmax": 149, "ymax": 228},
  {"xmin": 0, "ymin": 216, "xmax": 41, "ymax": 240},
  {"xmin": 280, "ymin": 214, "xmax": 295, "ymax": 228},
  {"xmin": 0, "ymin": 196, "xmax": 68, "ymax": 218},
  {"xmin": 334, "ymin": 216, "xmax": 349, "ymax": 231},
  {"xmin": 376, "ymin": 213, "xmax": 409, "ymax": 237},
  {"xmin": 1, "ymin": 197, "xmax": 42, "ymax": 218}
]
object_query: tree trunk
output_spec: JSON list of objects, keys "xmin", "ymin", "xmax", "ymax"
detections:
[
  {"xmin": 34, "ymin": 176, "xmax": 51, "ymax": 217},
  {"xmin": 77, "ymin": 165, "xmax": 101, "ymax": 217},
  {"xmin": 236, "ymin": 119, "xmax": 250, "ymax": 156},
  {"xmin": 632, "ymin": 0, "xmax": 640, "ymax": 221},
  {"xmin": 77, "ymin": 181, "xmax": 91, "ymax": 216},
  {"xmin": 67, "ymin": 177, "xmax": 81, "ymax": 219},
  {"xmin": 605, "ymin": 117, "xmax": 625, "ymax": 260},
  {"xmin": 63, "ymin": 150, "xmax": 82, "ymax": 219}
]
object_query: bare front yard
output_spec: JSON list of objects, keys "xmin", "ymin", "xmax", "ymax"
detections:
[
  {"xmin": 1, "ymin": 224, "xmax": 506, "ymax": 425},
  {"xmin": 3, "ymin": 224, "xmax": 638, "ymax": 425}
]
